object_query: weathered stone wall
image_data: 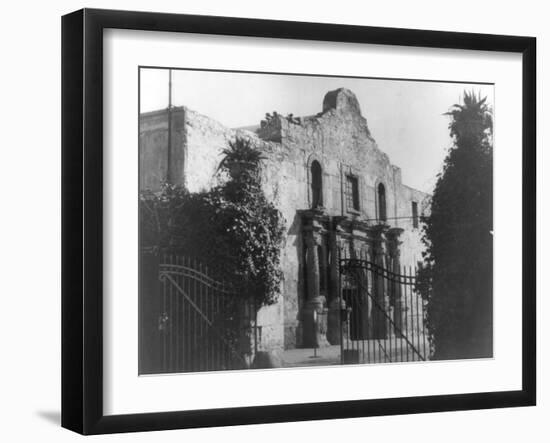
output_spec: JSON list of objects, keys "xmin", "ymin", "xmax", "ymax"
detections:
[
  {"xmin": 255, "ymin": 89, "xmax": 429, "ymax": 347},
  {"xmin": 140, "ymin": 110, "xmax": 170, "ymax": 191},
  {"xmin": 139, "ymin": 88, "xmax": 430, "ymax": 353},
  {"xmin": 257, "ymin": 89, "xmax": 410, "ymax": 226},
  {"xmin": 395, "ymin": 184, "xmax": 430, "ymax": 268},
  {"xmin": 140, "ymin": 108, "xmax": 187, "ymax": 191}
]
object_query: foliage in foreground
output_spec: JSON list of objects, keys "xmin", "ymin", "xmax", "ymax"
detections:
[
  {"xmin": 417, "ymin": 91, "xmax": 493, "ymax": 360},
  {"xmin": 140, "ymin": 138, "xmax": 285, "ymax": 308}
]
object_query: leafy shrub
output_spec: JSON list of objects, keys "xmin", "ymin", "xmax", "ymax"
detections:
[
  {"xmin": 140, "ymin": 138, "xmax": 285, "ymax": 308},
  {"xmin": 417, "ymin": 91, "xmax": 493, "ymax": 360}
]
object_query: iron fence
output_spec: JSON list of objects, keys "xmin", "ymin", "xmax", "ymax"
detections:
[
  {"xmin": 339, "ymin": 252, "xmax": 429, "ymax": 364},
  {"xmin": 156, "ymin": 254, "xmax": 255, "ymax": 373}
]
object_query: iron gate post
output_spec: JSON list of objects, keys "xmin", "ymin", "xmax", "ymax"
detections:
[{"xmin": 139, "ymin": 249, "xmax": 162, "ymax": 374}]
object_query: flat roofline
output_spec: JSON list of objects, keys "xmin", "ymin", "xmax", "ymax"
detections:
[{"xmin": 139, "ymin": 106, "xmax": 185, "ymax": 119}]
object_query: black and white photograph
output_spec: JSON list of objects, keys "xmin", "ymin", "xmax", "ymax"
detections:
[
  {"xmin": 0, "ymin": 0, "xmax": 545, "ymax": 439},
  {"xmin": 0, "ymin": 0, "xmax": 542, "ymax": 439},
  {"xmin": 138, "ymin": 68, "xmax": 494, "ymax": 374}
]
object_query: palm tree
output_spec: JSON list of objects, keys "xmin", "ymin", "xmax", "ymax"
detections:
[
  {"xmin": 446, "ymin": 91, "xmax": 492, "ymax": 152},
  {"xmin": 418, "ymin": 91, "xmax": 493, "ymax": 360},
  {"xmin": 218, "ymin": 138, "xmax": 265, "ymax": 171}
]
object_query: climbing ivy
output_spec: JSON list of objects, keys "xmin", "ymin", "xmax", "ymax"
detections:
[{"xmin": 140, "ymin": 138, "xmax": 285, "ymax": 308}]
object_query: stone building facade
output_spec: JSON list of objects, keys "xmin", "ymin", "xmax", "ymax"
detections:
[{"xmin": 140, "ymin": 88, "xmax": 430, "ymax": 354}]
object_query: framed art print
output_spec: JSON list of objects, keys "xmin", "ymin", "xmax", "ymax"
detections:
[{"xmin": 61, "ymin": 8, "xmax": 536, "ymax": 434}]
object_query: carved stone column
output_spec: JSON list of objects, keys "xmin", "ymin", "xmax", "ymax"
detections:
[
  {"xmin": 327, "ymin": 220, "xmax": 344, "ymax": 345},
  {"xmin": 387, "ymin": 228, "xmax": 405, "ymax": 335},
  {"xmin": 302, "ymin": 228, "xmax": 329, "ymax": 348},
  {"xmin": 371, "ymin": 226, "xmax": 390, "ymax": 339},
  {"xmin": 306, "ymin": 230, "xmax": 321, "ymax": 301}
]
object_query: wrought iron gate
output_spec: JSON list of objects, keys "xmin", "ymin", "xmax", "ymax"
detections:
[
  {"xmin": 339, "ymin": 258, "xmax": 429, "ymax": 364},
  {"xmin": 156, "ymin": 254, "xmax": 253, "ymax": 373}
]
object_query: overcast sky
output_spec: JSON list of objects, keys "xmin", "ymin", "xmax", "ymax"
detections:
[{"xmin": 140, "ymin": 68, "xmax": 494, "ymax": 193}]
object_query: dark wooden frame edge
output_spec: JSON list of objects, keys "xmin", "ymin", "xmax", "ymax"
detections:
[{"xmin": 61, "ymin": 8, "xmax": 536, "ymax": 435}]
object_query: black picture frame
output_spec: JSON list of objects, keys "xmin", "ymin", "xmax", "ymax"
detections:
[{"xmin": 61, "ymin": 8, "xmax": 536, "ymax": 435}]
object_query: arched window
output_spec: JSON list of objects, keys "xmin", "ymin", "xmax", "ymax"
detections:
[
  {"xmin": 311, "ymin": 160, "xmax": 323, "ymax": 208},
  {"xmin": 378, "ymin": 183, "xmax": 387, "ymax": 222}
]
